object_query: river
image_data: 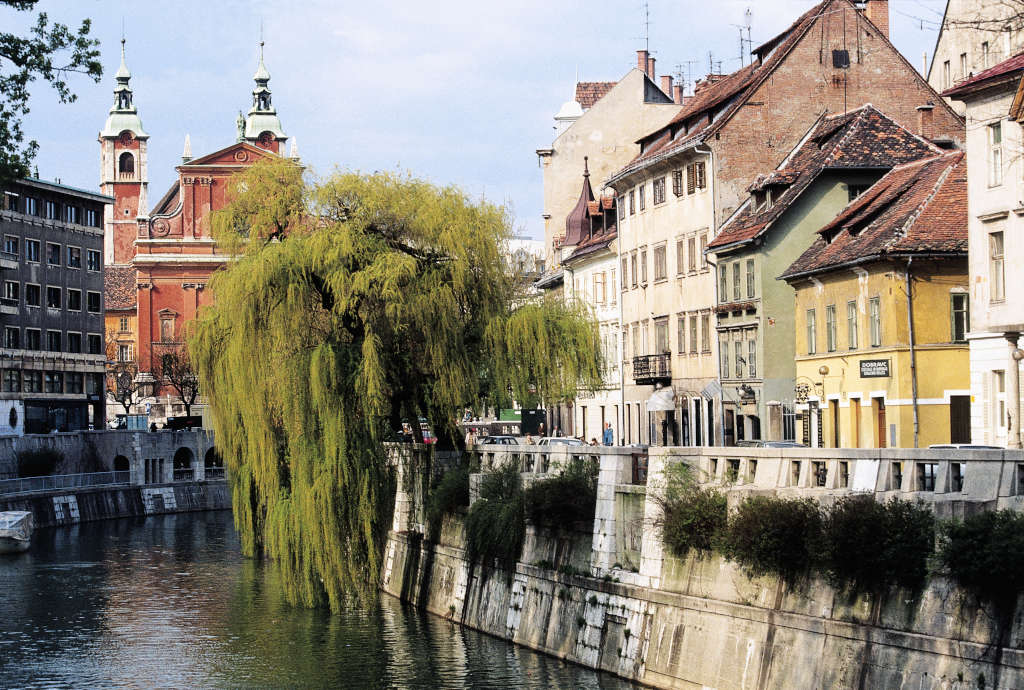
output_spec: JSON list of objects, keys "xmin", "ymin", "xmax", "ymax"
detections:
[{"xmin": 0, "ymin": 510, "xmax": 634, "ymax": 688}]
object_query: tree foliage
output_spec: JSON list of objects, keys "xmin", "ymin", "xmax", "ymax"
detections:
[
  {"xmin": 938, "ymin": 509, "xmax": 1024, "ymax": 609},
  {"xmin": 652, "ymin": 462, "xmax": 727, "ymax": 559},
  {"xmin": 190, "ymin": 160, "xmax": 603, "ymax": 609},
  {"xmin": 523, "ymin": 456, "xmax": 598, "ymax": 530},
  {"xmin": 720, "ymin": 495, "xmax": 823, "ymax": 585},
  {"xmin": 464, "ymin": 463, "xmax": 525, "ymax": 570},
  {"xmin": 0, "ymin": 1, "xmax": 102, "ymax": 184}
]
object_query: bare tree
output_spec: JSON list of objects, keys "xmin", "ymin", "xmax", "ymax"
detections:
[
  {"xmin": 160, "ymin": 346, "xmax": 200, "ymax": 417},
  {"xmin": 105, "ymin": 330, "xmax": 143, "ymax": 418}
]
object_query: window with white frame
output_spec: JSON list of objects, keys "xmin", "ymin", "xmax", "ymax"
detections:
[
  {"xmin": 847, "ymin": 300, "xmax": 858, "ymax": 349},
  {"xmin": 989, "ymin": 121, "xmax": 1003, "ymax": 187},
  {"xmin": 806, "ymin": 309, "xmax": 817, "ymax": 355},
  {"xmin": 869, "ymin": 297, "xmax": 881, "ymax": 346},
  {"xmin": 991, "ymin": 231, "xmax": 1005, "ymax": 302},
  {"xmin": 951, "ymin": 293, "xmax": 969, "ymax": 343},
  {"xmin": 826, "ymin": 304, "xmax": 837, "ymax": 352}
]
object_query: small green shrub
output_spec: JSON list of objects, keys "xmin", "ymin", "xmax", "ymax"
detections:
[
  {"xmin": 464, "ymin": 464, "xmax": 525, "ymax": 570},
  {"xmin": 426, "ymin": 465, "xmax": 470, "ymax": 540},
  {"xmin": 523, "ymin": 457, "xmax": 598, "ymax": 530},
  {"xmin": 534, "ymin": 559, "xmax": 554, "ymax": 569},
  {"xmin": 720, "ymin": 495, "xmax": 823, "ymax": 585},
  {"xmin": 653, "ymin": 463, "xmax": 727, "ymax": 559},
  {"xmin": 588, "ymin": 594, "xmax": 598, "ymax": 606},
  {"xmin": 576, "ymin": 615, "xmax": 586, "ymax": 627},
  {"xmin": 16, "ymin": 448, "xmax": 63, "ymax": 477},
  {"xmin": 558, "ymin": 563, "xmax": 586, "ymax": 577},
  {"xmin": 822, "ymin": 496, "xmax": 934, "ymax": 594},
  {"xmin": 938, "ymin": 509, "xmax": 1024, "ymax": 609}
]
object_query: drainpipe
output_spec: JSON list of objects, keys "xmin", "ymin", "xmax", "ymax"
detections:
[
  {"xmin": 905, "ymin": 258, "xmax": 920, "ymax": 448},
  {"xmin": 697, "ymin": 142, "xmax": 722, "ymax": 446}
]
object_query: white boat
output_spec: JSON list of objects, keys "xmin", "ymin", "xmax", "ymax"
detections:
[{"xmin": 0, "ymin": 511, "xmax": 33, "ymax": 553}]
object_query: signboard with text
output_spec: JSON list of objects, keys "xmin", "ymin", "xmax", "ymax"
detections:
[{"xmin": 859, "ymin": 359, "xmax": 890, "ymax": 378}]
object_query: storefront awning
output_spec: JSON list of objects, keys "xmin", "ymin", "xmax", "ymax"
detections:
[{"xmin": 647, "ymin": 387, "xmax": 676, "ymax": 412}]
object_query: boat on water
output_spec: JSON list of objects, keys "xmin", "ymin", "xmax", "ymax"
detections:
[{"xmin": 0, "ymin": 511, "xmax": 33, "ymax": 554}]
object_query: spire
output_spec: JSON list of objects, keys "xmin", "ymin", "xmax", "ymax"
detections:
[
  {"xmin": 564, "ymin": 158, "xmax": 596, "ymax": 247},
  {"xmin": 116, "ymin": 39, "xmax": 131, "ymax": 80},
  {"xmin": 289, "ymin": 137, "xmax": 299, "ymax": 160},
  {"xmin": 182, "ymin": 134, "xmax": 192, "ymax": 163},
  {"xmin": 242, "ymin": 38, "xmax": 287, "ymax": 150},
  {"xmin": 100, "ymin": 37, "xmax": 148, "ymax": 139}
]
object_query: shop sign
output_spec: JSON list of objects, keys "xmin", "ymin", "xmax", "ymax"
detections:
[{"xmin": 859, "ymin": 359, "xmax": 890, "ymax": 378}]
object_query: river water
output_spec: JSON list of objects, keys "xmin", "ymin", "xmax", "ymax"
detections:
[{"xmin": 0, "ymin": 510, "xmax": 632, "ymax": 688}]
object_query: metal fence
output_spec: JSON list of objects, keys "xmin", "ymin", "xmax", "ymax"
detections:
[{"xmin": 0, "ymin": 471, "xmax": 131, "ymax": 496}]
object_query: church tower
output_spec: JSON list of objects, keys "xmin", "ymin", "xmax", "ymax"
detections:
[
  {"xmin": 239, "ymin": 42, "xmax": 287, "ymax": 154},
  {"xmin": 99, "ymin": 39, "xmax": 149, "ymax": 265}
]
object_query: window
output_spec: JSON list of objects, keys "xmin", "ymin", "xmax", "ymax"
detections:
[
  {"xmin": 701, "ymin": 314, "xmax": 710, "ymax": 352},
  {"xmin": 688, "ymin": 237, "xmax": 697, "ymax": 272},
  {"xmin": 84, "ymin": 208, "xmax": 98, "ymax": 227},
  {"xmin": 25, "ymin": 329, "xmax": 40, "ymax": 350},
  {"xmin": 638, "ymin": 184, "xmax": 645, "ymax": 211},
  {"xmin": 119, "ymin": 151, "xmax": 135, "ymax": 174},
  {"xmin": 64, "ymin": 205, "xmax": 79, "ymax": 224},
  {"xmin": 655, "ymin": 319, "xmax": 669, "ymax": 353},
  {"xmin": 677, "ymin": 314, "xmax": 686, "ymax": 353},
  {"xmin": 806, "ymin": 309, "xmax": 817, "ymax": 355},
  {"xmin": 951, "ymin": 293, "xmax": 969, "ymax": 342},
  {"xmin": 44, "ymin": 200, "xmax": 58, "ymax": 220},
  {"xmin": 960, "ymin": 52, "xmax": 967, "ymax": 79},
  {"xmin": 118, "ymin": 343, "xmax": 133, "ymax": 362},
  {"xmin": 783, "ymin": 403, "xmax": 796, "ymax": 441},
  {"xmin": 2, "ymin": 369, "xmax": 20, "ymax": 393},
  {"xmin": 720, "ymin": 335, "xmax": 730, "ymax": 379},
  {"xmin": 686, "ymin": 161, "xmax": 707, "ymax": 193},
  {"xmin": 87, "ymin": 249, "xmax": 101, "ymax": 272},
  {"xmin": 24, "ymin": 197, "xmax": 37, "ymax": 216},
  {"xmin": 719, "ymin": 264, "xmax": 728, "ymax": 302},
  {"xmin": 3, "ymin": 280, "xmax": 18, "ymax": 305},
  {"xmin": 67, "ymin": 372, "xmax": 84, "ymax": 394},
  {"xmin": 3, "ymin": 235, "xmax": 17, "ymax": 256},
  {"xmin": 732, "ymin": 262, "xmax": 741, "ymax": 300},
  {"xmin": 628, "ymin": 190, "xmax": 635, "ymax": 215},
  {"xmin": 622, "ymin": 330, "xmax": 629, "ymax": 361},
  {"xmin": 832, "ymin": 49, "xmax": 850, "ymax": 68},
  {"xmin": 24, "ymin": 283, "xmax": 39, "ymax": 307},
  {"xmin": 826, "ymin": 305, "xmax": 837, "ymax": 352},
  {"xmin": 869, "ymin": 297, "xmax": 881, "ymax": 346},
  {"xmin": 87, "ymin": 333, "xmax": 102, "ymax": 355},
  {"xmin": 44, "ymin": 371, "xmax": 63, "ymax": 394},
  {"xmin": 847, "ymin": 300, "xmax": 858, "ymax": 349},
  {"xmin": 46, "ymin": 242, "xmax": 60, "ymax": 266},
  {"xmin": 653, "ymin": 177, "xmax": 666, "ymax": 204},
  {"xmin": 46, "ymin": 330, "xmax": 61, "ymax": 352},
  {"xmin": 943, "ymin": 60, "xmax": 951, "ymax": 89},
  {"xmin": 700, "ymin": 233, "xmax": 708, "ymax": 270},
  {"xmin": 653, "ymin": 244, "xmax": 667, "ymax": 281},
  {"xmin": 989, "ymin": 122, "xmax": 1003, "ymax": 187},
  {"xmin": 595, "ymin": 272, "xmax": 606, "ymax": 304},
  {"xmin": 991, "ymin": 232, "xmax": 1005, "ymax": 302},
  {"xmin": 676, "ymin": 239, "xmax": 685, "ymax": 275},
  {"xmin": 632, "ymin": 322, "xmax": 640, "ymax": 358},
  {"xmin": 630, "ymin": 253, "xmax": 638, "ymax": 287},
  {"xmin": 982, "ymin": 41, "xmax": 990, "ymax": 68},
  {"xmin": 25, "ymin": 239, "xmax": 39, "ymax": 262},
  {"xmin": 640, "ymin": 248, "xmax": 648, "ymax": 284},
  {"xmin": 87, "ymin": 373, "xmax": 103, "ymax": 396},
  {"xmin": 4, "ymin": 327, "xmax": 19, "ymax": 349},
  {"xmin": 621, "ymin": 257, "xmax": 629, "ymax": 290},
  {"xmin": 689, "ymin": 315, "xmax": 698, "ymax": 355},
  {"xmin": 67, "ymin": 332, "xmax": 81, "ymax": 353},
  {"xmin": 46, "ymin": 286, "xmax": 61, "ymax": 309},
  {"xmin": 67, "ymin": 246, "xmax": 81, "ymax": 268},
  {"xmin": 610, "ymin": 268, "xmax": 616, "ymax": 305},
  {"xmin": 67, "ymin": 289, "xmax": 81, "ymax": 311},
  {"xmin": 734, "ymin": 339, "xmax": 744, "ymax": 378},
  {"xmin": 848, "ymin": 184, "xmax": 869, "ymax": 201},
  {"xmin": 747, "ymin": 334, "xmax": 757, "ymax": 378},
  {"xmin": 745, "ymin": 259, "xmax": 755, "ymax": 298},
  {"xmin": 23, "ymin": 371, "xmax": 42, "ymax": 393},
  {"xmin": 87, "ymin": 291, "xmax": 101, "ymax": 313},
  {"xmin": 672, "ymin": 169, "xmax": 683, "ymax": 196}
]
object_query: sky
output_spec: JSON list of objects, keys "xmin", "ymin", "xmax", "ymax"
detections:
[{"xmin": 11, "ymin": 0, "xmax": 947, "ymax": 240}]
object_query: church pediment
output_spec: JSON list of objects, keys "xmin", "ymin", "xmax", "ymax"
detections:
[{"xmin": 180, "ymin": 142, "xmax": 278, "ymax": 168}]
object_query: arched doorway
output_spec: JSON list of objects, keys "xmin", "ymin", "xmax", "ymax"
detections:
[
  {"xmin": 173, "ymin": 447, "xmax": 194, "ymax": 481},
  {"xmin": 113, "ymin": 455, "xmax": 130, "ymax": 473},
  {"xmin": 204, "ymin": 448, "xmax": 224, "ymax": 479}
]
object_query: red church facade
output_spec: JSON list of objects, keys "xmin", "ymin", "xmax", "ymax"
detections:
[{"xmin": 101, "ymin": 42, "xmax": 293, "ymax": 414}]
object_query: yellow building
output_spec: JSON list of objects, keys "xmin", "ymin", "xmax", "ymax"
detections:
[{"xmin": 781, "ymin": 152, "xmax": 970, "ymax": 448}]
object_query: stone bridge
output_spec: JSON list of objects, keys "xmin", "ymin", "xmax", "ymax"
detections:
[{"xmin": 0, "ymin": 429, "xmax": 220, "ymax": 484}]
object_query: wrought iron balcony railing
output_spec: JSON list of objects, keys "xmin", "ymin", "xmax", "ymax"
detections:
[{"xmin": 632, "ymin": 353, "xmax": 671, "ymax": 384}]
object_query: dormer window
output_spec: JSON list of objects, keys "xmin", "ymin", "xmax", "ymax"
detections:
[{"xmin": 753, "ymin": 188, "xmax": 773, "ymax": 211}]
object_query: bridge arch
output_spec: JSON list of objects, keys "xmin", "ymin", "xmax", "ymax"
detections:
[
  {"xmin": 173, "ymin": 447, "xmax": 194, "ymax": 469},
  {"xmin": 113, "ymin": 455, "xmax": 130, "ymax": 472}
]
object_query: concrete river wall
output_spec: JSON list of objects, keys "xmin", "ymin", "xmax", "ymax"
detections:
[{"xmin": 383, "ymin": 444, "xmax": 1024, "ymax": 689}]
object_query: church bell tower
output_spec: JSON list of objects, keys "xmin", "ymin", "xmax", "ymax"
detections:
[
  {"xmin": 99, "ymin": 39, "xmax": 149, "ymax": 266},
  {"xmin": 240, "ymin": 42, "xmax": 288, "ymax": 154}
]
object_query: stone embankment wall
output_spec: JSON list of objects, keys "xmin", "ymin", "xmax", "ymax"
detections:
[
  {"xmin": 383, "ymin": 444, "xmax": 1024, "ymax": 689},
  {"xmin": 0, "ymin": 480, "xmax": 230, "ymax": 529}
]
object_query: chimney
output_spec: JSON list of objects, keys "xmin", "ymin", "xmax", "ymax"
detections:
[
  {"xmin": 637, "ymin": 50, "xmax": 649, "ymax": 75},
  {"xmin": 916, "ymin": 103, "xmax": 935, "ymax": 139},
  {"xmin": 673, "ymin": 83, "xmax": 684, "ymax": 104},
  {"xmin": 661, "ymin": 75, "xmax": 673, "ymax": 98},
  {"xmin": 648, "ymin": 57, "xmax": 656, "ymax": 79},
  {"xmin": 865, "ymin": 0, "xmax": 889, "ymax": 39}
]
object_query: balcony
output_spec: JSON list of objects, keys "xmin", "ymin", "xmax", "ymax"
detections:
[
  {"xmin": 632, "ymin": 353, "xmax": 671, "ymax": 385},
  {"xmin": 0, "ymin": 251, "xmax": 17, "ymax": 270},
  {"xmin": 0, "ymin": 297, "xmax": 17, "ymax": 315}
]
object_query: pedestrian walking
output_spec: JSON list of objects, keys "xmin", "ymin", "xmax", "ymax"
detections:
[{"xmin": 602, "ymin": 422, "xmax": 614, "ymax": 446}]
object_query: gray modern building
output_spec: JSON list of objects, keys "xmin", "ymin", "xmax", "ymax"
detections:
[{"xmin": 1, "ymin": 177, "xmax": 112, "ymax": 434}]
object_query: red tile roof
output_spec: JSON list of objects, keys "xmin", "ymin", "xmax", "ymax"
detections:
[
  {"xmin": 576, "ymin": 81, "xmax": 617, "ymax": 109},
  {"xmin": 780, "ymin": 151, "xmax": 967, "ymax": 279},
  {"xmin": 708, "ymin": 106, "xmax": 942, "ymax": 251},
  {"xmin": 943, "ymin": 50, "xmax": 1024, "ymax": 97},
  {"xmin": 104, "ymin": 264, "xmax": 137, "ymax": 311}
]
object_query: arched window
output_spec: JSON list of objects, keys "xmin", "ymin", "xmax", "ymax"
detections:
[{"xmin": 118, "ymin": 152, "xmax": 135, "ymax": 175}]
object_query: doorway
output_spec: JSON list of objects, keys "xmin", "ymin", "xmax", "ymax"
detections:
[
  {"xmin": 950, "ymin": 395, "xmax": 970, "ymax": 444},
  {"xmin": 830, "ymin": 400, "xmax": 840, "ymax": 448},
  {"xmin": 874, "ymin": 398, "xmax": 887, "ymax": 448}
]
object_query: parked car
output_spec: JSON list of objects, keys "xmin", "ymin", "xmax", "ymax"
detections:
[
  {"xmin": 735, "ymin": 440, "xmax": 807, "ymax": 448},
  {"xmin": 537, "ymin": 437, "xmax": 584, "ymax": 447},
  {"xmin": 478, "ymin": 435, "xmax": 518, "ymax": 445},
  {"xmin": 164, "ymin": 416, "xmax": 202, "ymax": 431}
]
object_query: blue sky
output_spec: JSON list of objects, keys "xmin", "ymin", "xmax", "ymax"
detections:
[{"xmin": 12, "ymin": 1, "xmax": 946, "ymax": 239}]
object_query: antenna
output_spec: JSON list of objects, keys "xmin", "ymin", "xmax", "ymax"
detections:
[
  {"xmin": 643, "ymin": 0, "xmax": 650, "ymax": 53},
  {"xmin": 731, "ymin": 9, "xmax": 754, "ymax": 66}
]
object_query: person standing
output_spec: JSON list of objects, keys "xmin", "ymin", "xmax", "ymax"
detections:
[{"xmin": 602, "ymin": 422, "xmax": 614, "ymax": 446}]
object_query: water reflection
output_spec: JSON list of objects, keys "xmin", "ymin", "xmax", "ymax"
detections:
[{"xmin": 0, "ymin": 511, "xmax": 631, "ymax": 688}]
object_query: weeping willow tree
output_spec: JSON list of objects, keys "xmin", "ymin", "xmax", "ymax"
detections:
[{"xmin": 189, "ymin": 159, "xmax": 603, "ymax": 610}]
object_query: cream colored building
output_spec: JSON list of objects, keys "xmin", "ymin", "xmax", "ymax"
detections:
[
  {"xmin": 929, "ymin": 0, "xmax": 1024, "ymax": 114},
  {"xmin": 946, "ymin": 56, "xmax": 1024, "ymax": 447}
]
